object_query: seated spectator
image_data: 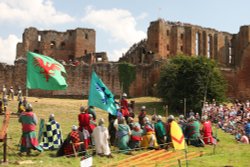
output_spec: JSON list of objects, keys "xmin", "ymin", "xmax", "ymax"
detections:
[
  {"xmin": 128, "ymin": 122, "xmax": 143, "ymax": 150},
  {"xmin": 57, "ymin": 125, "xmax": 86, "ymax": 157},
  {"xmin": 141, "ymin": 117, "xmax": 159, "ymax": 149},
  {"xmin": 186, "ymin": 116, "xmax": 204, "ymax": 147}
]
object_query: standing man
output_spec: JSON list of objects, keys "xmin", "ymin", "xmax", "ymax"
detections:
[
  {"xmin": 9, "ymin": 86, "xmax": 14, "ymax": 100},
  {"xmin": 17, "ymin": 87, "xmax": 23, "ymax": 102},
  {"xmin": 19, "ymin": 103, "xmax": 43, "ymax": 155}
]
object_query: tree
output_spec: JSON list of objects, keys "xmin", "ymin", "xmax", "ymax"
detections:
[{"xmin": 157, "ymin": 55, "xmax": 227, "ymax": 114}]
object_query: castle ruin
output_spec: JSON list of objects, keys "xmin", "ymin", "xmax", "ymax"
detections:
[{"xmin": 1, "ymin": 18, "xmax": 250, "ymax": 99}]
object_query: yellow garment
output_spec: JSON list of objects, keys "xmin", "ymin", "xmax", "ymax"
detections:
[
  {"xmin": 141, "ymin": 131, "xmax": 158, "ymax": 148},
  {"xmin": 170, "ymin": 121, "xmax": 185, "ymax": 150}
]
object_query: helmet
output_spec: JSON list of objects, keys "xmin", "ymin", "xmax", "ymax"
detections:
[
  {"xmin": 122, "ymin": 93, "xmax": 127, "ymax": 97},
  {"xmin": 141, "ymin": 106, "xmax": 146, "ymax": 110}
]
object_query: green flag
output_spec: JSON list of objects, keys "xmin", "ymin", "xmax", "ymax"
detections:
[
  {"xmin": 88, "ymin": 71, "xmax": 117, "ymax": 115},
  {"xmin": 26, "ymin": 51, "xmax": 68, "ymax": 90}
]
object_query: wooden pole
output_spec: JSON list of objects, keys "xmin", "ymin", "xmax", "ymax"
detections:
[
  {"xmin": 3, "ymin": 134, "xmax": 7, "ymax": 163},
  {"xmin": 184, "ymin": 98, "xmax": 187, "ymax": 118}
]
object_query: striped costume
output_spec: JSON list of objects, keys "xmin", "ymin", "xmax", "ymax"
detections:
[{"xmin": 19, "ymin": 111, "xmax": 43, "ymax": 153}]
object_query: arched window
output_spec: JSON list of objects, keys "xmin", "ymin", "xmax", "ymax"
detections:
[
  {"xmin": 195, "ymin": 32, "xmax": 200, "ymax": 56},
  {"xmin": 50, "ymin": 41, "xmax": 56, "ymax": 49},
  {"xmin": 60, "ymin": 42, "xmax": 66, "ymax": 49}
]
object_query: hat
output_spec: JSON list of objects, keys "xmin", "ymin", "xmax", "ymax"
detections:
[
  {"xmin": 80, "ymin": 106, "xmax": 85, "ymax": 112},
  {"xmin": 189, "ymin": 116, "xmax": 196, "ymax": 121},
  {"xmin": 168, "ymin": 115, "xmax": 175, "ymax": 120},
  {"xmin": 157, "ymin": 115, "xmax": 162, "ymax": 121},
  {"xmin": 98, "ymin": 118, "xmax": 105, "ymax": 125},
  {"xmin": 49, "ymin": 114, "xmax": 55, "ymax": 119},
  {"xmin": 141, "ymin": 106, "xmax": 146, "ymax": 110},
  {"xmin": 179, "ymin": 115, "xmax": 184, "ymax": 119},
  {"xmin": 143, "ymin": 117, "xmax": 149, "ymax": 122},
  {"xmin": 26, "ymin": 103, "xmax": 33, "ymax": 111},
  {"xmin": 72, "ymin": 125, "xmax": 78, "ymax": 130},
  {"xmin": 122, "ymin": 93, "xmax": 127, "ymax": 97}
]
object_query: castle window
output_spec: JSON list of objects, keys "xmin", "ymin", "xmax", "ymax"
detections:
[
  {"xmin": 60, "ymin": 42, "xmax": 66, "ymax": 49},
  {"xmin": 180, "ymin": 45, "xmax": 183, "ymax": 52},
  {"xmin": 207, "ymin": 35, "xmax": 212, "ymax": 58},
  {"xmin": 195, "ymin": 32, "xmax": 200, "ymax": 56},
  {"xmin": 229, "ymin": 44, "xmax": 232, "ymax": 64},
  {"xmin": 180, "ymin": 33, "xmax": 184, "ymax": 40},
  {"xmin": 84, "ymin": 50, "xmax": 88, "ymax": 54},
  {"xmin": 167, "ymin": 44, "xmax": 170, "ymax": 51},
  {"xmin": 38, "ymin": 35, "xmax": 41, "ymax": 42},
  {"xmin": 97, "ymin": 57, "xmax": 102, "ymax": 62},
  {"xmin": 50, "ymin": 41, "xmax": 56, "ymax": 49},
  {"xmin": 166, "ymin": 30, "xmax": 170, "ymax": 36},
  {"xmin": 34, "ymin": 49, "xmax": 39, "ymax": 53},
  {"xmin": 155, "ymin": 42, "xmax": 158, "ymax": 48},
  {"xmin": 85, "ymin": 33, "xmax": 88, "ymax": 39}
]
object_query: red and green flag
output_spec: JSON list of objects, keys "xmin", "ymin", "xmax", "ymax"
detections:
[{"xmin": 26, "ymin": 51, "xmax": 68, "ymax": 90}]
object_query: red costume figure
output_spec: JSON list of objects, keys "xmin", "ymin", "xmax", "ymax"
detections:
[
  {"xmin": 120, "ymin": 93, "xmax": 130, "ymax": 118},
  {"xmin": 202, "ymin": 116, "xmax": 214, "ymax": 144},
  {"xmin": 78, "ymin": 106, "xmax": 91, "ymax": 133}
]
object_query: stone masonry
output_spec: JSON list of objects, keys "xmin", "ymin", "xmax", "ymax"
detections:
[{"xmin": 1, "ymin": 18, "xmax": 250, "ymax": 99}]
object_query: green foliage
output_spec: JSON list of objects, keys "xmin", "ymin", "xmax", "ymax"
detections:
[
  {"xmin": 118, "ymin": 63, "xmax": 136, "ymax": 95},
  {"xmin": 157, "ymin": 55, "xmax": 227, "ymax": 113}
]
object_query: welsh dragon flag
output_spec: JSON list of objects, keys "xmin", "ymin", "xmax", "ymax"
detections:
[
  {"xmin": 88, "ymin": 71, "xmax": 117, "ymax": 115},
  {"xmin": 26, "ymin": 52, "xmax": 68, "ymax": 90}
]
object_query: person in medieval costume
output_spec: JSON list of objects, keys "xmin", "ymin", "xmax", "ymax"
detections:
[
  {"xmin": 0, "ymin": 100, "xmax": 3, "ymax": 114},
  {"xmin": 2, "ymin": 85, "xmax": 7, "ymax": 99},
  {"xmin": 154, "ymin": 115, "xmax": 166, "ymax": 148},
  {"xmin": 138, "ymin": 106, "xmax": 147, "ymax": 128},
  {"xmin": 92, "ymin": 118, "xmax": 113, "ymax": 158},
  {"xmin": 3, "ymin": 95, "xmax": 8, "ymax": 112},
  {"xmin": 17, "ymin": 87, "xmax": 23, "ymax": 102},
  {"xmin": 9, "ymin": 86, "xmax": 14, "ymax": 100},
  {"xmin": 40, "ymin": 114, "xmax": 63, "ymax": 150},
  {"xmin": 18, "ymin": 103, "xmax": 43, "ymax": 155},
  {"xmin": 128, "ymin": 122, "xmax": 143, "ymax": 150},
  {"xmin": 120, "ymin": 93, "xmax": 130, "ymax": 123},
  {"xmin": 57, "ymin": 125, "xmax": 86, "ymax": 157},
  {"xmin": 78, "ymin": 106, "xmax": 91, "ymax": 148},
  {"xmin": 141, "ymin": 117, "xmax": 159, "ymax": 149},
  {"xmin": 108, "ymin": 112, "xmax": 117, "ymax": 146},
  {"xmin": 114, "ymin": 116, "xmax": 132, "ymax": 154},
  {"xmin": 165, "ymin": 115, "xmax": 175, "ymax": 150},
  {"xmin": 186, "ymin": 116, "xmax": 204, "ymax": 147},
  {"xmin": 201, "ymin": 115, "xmax": 214, "ymax": 145}
]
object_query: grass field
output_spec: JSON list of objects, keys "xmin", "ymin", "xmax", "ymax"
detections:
[{"xmin": 0, "ymin": 96, "xmax": 250, "ymax": 167}]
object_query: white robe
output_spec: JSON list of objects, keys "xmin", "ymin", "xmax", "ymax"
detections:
[{"xmin": 92, "ymin": 125, "xmax": 111, "ymax": 155}]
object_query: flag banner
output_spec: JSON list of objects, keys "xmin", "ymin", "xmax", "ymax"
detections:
[
  {"xmin": 170, "ymin": 121, "xmax": 185, "ymax": 150},
  {"xmin": 26, "ymin": 52, "xmax": 68, "ymax": 90},
  {"xmin": 88, "ymin": 71, "xmax": 117, "ymax": 115}
]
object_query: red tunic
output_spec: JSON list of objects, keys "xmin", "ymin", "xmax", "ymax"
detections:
[
  {"xmin": 78, "ymin": 113, "xmax": 91, "ymax": 133},
  {"xmin": 120, "ymin": 98, "xmax": 129, "ymax": 117},
  {"xmin": 202, "ymin": 121, "xmax": 214, "ymax": 144}
]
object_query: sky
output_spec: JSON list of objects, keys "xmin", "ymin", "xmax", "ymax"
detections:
[{"xmin": 0, "ymin": 0, "xmax": 250, "ymax": 65}]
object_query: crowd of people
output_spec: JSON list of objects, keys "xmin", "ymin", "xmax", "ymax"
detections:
[
  {"xmin": 202, "ymin": 100, "xmax": 250, "ymax": 144},
  {"xmin": 1, "ymin": 87, "xmax": 250, "ymax": 159}
]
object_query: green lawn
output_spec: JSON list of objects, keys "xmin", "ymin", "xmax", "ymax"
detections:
[{"xmin": 0, "ymin": 97, "xmax": 249, "ymax": 167}]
